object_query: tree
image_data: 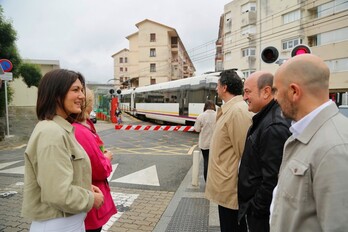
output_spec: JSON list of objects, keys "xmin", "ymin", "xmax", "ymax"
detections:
[
  {"xmin": 0, "ymin": 6, "xmax": 22, "ymax": 140},
  {"xmin": 19, "ymin": 63, "xmax": 42, "ymax": 88}
]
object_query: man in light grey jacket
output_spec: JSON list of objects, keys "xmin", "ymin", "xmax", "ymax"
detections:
[{"xmin": 271, "ymin": 54, "xmax": 348, "ymax": 231}]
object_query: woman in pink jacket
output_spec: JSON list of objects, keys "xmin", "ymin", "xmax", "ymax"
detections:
[{"xmin": 73, "ymin": 88, "xmax": 117, "ymax": 232}]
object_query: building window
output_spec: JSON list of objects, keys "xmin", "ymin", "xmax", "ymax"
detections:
[
  {"xmin": 225, "ymin": 11, "xmax": 232, "ymax": 32},
  {"xmin": 119, "ymin": 57, "xmax": 123, "ymax": 63},
  {"xmin": 120, "ymin": 67, "xmax": 123, "ymax": 72},
  {"xmin": 151, "ymin": 78, "xmax": 156, "ymax": 85},
  {"xmin": 120, "ymin": 77, "xmax": 124, "ymax": 82},
  {"xmin": 282, "ymin": 38, "xmax": 302, "ymax": 50},
  {"xmin": 308, "ymin": 27, "xmax": 348, "ymax": 46},
  {"xmin": 242, "ymin": 47, "xmax": 256, "ymax": 57},
  {"xmin": 125, "ymin": 57, "xmax": 128, "ymax": 63},
  {"xmin": 150, "ymin": 63, "xmax": 156, "ymax": 72},
  {"xmin": 150, "ymin": 48, "xmax": 156, "ymax": 57},
  {"xmin": 225, "ymin": 32, "xmax": 232, "ymax": 45},
  {"xmin": 314, "ymin": 0, "xmax": 348, "ymax": 18},
  {"xmin": 225, "ymin": 51, "xmax": 232, "ymax": 61},
  {"xmin": 325, "ymin": 58, "xmax": 348, "ymax": 73},
  {"xmin": 242, "ymin": 69, "xmax": 256, "ymax": 78},
  {"xmin": 125, "ymin": 67, "xmax": 128, "ymax": 72},
  {"xmin": 150, "ymin": 33, "xmax": 156, "ymax": 42},
  {"xmin": 241, "ymin": 2, "xmax": 256, "ymax": 13},
  {"xmin": 283, "ymin": 9, "xmax": 301, "ymax": 24}
]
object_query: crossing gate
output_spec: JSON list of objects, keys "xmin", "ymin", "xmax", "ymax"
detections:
[{"xmin": 115, "ymin": 124, "xmax": 195, "ymax": 132}]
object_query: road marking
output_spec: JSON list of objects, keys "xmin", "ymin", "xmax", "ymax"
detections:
[
  {"xmin": 0, "ymin": 165, "xmax": 24, "ymax": 174},
  {"xmin": 114, "ymin": 146, "xmax": 191, "ymax": 155},
  {"xmin": 13, "ymin": 144, "xmax": 27, "ymax": 149},
  {"xmin": 107, "ymin": 163, "xmax": 119, "ymax": 182},
  {"xmin": 0, "ymin": 163, "xmax": 161, "ymax": 187},
  {"xmin": 188, "ymin": 144, "xmax": 198, "ymax": 155},
  {"xmin": 0, "ymin": 161, "xmax": 21, "ymax": 170},
  {"xmin": 111, "ymin": 165, "xmax": 160, "ymax": 186}
]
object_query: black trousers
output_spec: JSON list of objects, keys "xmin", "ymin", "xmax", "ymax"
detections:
[
  {"xmin": 218, "ymin": 205, "xmax": 247, "ymax": 232},
  {"xmin": 242, "ymin": 211, "xmax": 270, "ymax": 232},
  {"xmin": 86, "ymin": 227, "xmax": 102, "ymax": 232},
  {"xmin": 201, "ymin": 149, "xmax": 209, "ymax": 182}
]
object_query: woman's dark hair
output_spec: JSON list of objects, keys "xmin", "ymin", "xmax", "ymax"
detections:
[
  {"xmin": 203, "ymin": 100, "xmax": 216, "ymax": 111},
  {"xmin": 219, "ymin": 69, "xmax": 243, "ymax": 95},
  {"xmin": 36, "ymin": 69, "xmax": 85, "ymax": 120}
]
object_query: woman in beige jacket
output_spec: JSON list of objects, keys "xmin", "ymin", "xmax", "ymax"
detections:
[{"xmin": 22, "ymin": 69, "xmax": 104, "ymax": 232}]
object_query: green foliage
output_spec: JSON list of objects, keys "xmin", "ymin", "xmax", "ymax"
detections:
[
  {"xmin": 0, "ymin": 6, "xmax": 22, "ymax": 77},
  {"xmin": 19, "ymin": 63, "xmax": 42, "ymax": 88},
  {"xmin": 0, "ymin": 6, "xmax": 22, "ymax": 138}
]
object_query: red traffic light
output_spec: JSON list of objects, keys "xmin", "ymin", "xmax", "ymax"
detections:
[
  {"xmin": 261, "ymin": 46, "xmax": 279, "ymax": 64},
  {"xmin": 291, "ymin": 44, "xmax": 311, "ymax": 57}
]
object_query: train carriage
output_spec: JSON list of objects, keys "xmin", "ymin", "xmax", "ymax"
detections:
[{"xmin": 119, "ymin": 70, "xmax": 242, "ymax": 125}]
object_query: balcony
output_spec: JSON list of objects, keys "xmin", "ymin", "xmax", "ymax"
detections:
[
  {"xmin": 171, "ymin": 58, "xmax": 179, "ymax": 65},
  {"xmin": 241, "ymin": 11, "xmax": 256, "ymax": 27},
  {"xmin": 216, "ymin": 38, "xmax": 223, "ymax": 47},
  {"xmin": 215, "ymin": 53, "xmax": 223, "ymax": 61}
]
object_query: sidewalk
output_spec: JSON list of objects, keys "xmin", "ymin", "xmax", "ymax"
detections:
[{"xmin": 154, "ymin": 161, "xmax": 220, "ymax": 232}]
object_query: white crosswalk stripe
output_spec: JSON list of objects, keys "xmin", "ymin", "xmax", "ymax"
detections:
[{"xmin": 0, "ymin": 162, "xmax": 161, "ymax": 187}]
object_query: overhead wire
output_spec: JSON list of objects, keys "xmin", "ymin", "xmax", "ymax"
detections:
[{"xmin": 116, "ymin": 1, "xmax": 348, "ymax": 79}]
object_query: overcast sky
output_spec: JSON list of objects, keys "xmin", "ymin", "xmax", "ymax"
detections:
[{"xmin": 1, "ymin": 0, "xmax": 229, "ymax": 83}]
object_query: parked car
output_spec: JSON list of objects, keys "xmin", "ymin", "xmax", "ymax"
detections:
[{"xmin": 90, "ymin": 110, "xmax": 97, "ymax": 123}]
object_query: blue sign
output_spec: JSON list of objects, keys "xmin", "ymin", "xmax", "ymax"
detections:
[{"xmin": 0, "ymin": 59, "xmax": 13, "ymax": 72}]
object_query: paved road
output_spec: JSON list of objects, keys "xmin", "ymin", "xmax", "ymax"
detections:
[{"xmin": 0, "ymin": 113, "xmax": 199, "ymax": 231}]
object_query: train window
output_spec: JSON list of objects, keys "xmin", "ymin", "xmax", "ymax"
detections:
[
  {"xmin": 121, "ymin": 94, "xmax": 131, "ymax": 103},
  {"xmin": 135, "ymin": 93, "xmax": 145, "ymax": 103},
  {"xmin": 145, "ymin": 90, "xmax": 164, "ymax": 103},
  {"xmin": 163, "ymin": 89, "xmax": 179, "ymax": 103},
  {"xmin": 189, "ymin": 89, "xmax": 205, "ymax": 103}
]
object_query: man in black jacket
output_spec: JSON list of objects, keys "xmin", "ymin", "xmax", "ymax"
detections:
[{"xmin": 238, "ymin": 71, "xmax": 291, "ymax": 232}]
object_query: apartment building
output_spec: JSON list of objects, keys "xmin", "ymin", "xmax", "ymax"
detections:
[
  {"xmin": 217, "ymin": 0, "xmax": 348, "ymax": 105},
  {"xmin": 112, "ymin": 19, "xmax": 195, "ymax": 89},
  {"xmin": 10, "ymin": 59, "xmax": 60, "ymax": 107}
]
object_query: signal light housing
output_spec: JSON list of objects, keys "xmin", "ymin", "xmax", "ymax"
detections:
[
  {"xmin": 261, "ymin": 46, "xmax": 279, "ymax": 64},
  {"xmin": 291, "ymin": 44, "xmax": 311, "ymax": 57}
]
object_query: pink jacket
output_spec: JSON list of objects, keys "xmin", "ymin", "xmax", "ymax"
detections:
[{"xmin": 73, "ymin": 120, "xmax": 117, "ymax": 230}]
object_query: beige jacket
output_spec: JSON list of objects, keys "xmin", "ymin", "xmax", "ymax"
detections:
[
  {"xmin": 22, "ymin": 116, "xmax": 94, "ymax": 221},
  {"xmin": 194, "ymin": 109, "xmax": 217, "ymax": 149},
  {"xmin": 271, "ymin": 103, "xmax": 348, "ymax": 231},
  {"xmin": 205, "ymin": 96, "xmax": 253, "ymax": 209}
]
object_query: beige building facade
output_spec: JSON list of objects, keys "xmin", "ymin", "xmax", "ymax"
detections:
[
  {"xmin": 217, "ymin": 0, "xmax": 348, "ymax": 105},
  {"xmin": 10, "ymin": 59, "xmax": 60, "ymax": 107},
  {"xmin": 112, "ymin": 19, "xmax": 195, "ymax": 89}
]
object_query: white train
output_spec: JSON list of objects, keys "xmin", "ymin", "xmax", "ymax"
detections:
[{"xmin": 119, "ymin": 71, "xmax": 227, "ymax": 125}]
